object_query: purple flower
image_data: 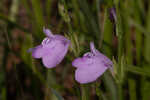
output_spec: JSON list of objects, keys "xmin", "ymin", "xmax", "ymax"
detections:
[
  {"xmin": 28, "ymin": 28, "xmax": 70, "ymax": 68},
  {"xmin": 109, "ymin": 7, "xmax": 117, "ymax": 23},
  {"xmin": 72, "ymin": 42, "xmax": 113, "ymax": 84}
]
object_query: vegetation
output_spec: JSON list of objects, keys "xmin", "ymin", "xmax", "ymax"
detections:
[{"xmin": 0, "ymin": 0, "xmax": 150, "ymax": 100}]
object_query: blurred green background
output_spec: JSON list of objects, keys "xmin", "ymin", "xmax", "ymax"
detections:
[{"xmin": 0, "ymin": 0, "xmax": 150, "ymax": 100}]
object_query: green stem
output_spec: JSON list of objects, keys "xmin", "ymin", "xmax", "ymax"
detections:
[
  {"xmin": 117, "ymin": 83, "xmax": 123, "ymax": 100},
  {"xmin": 46, "ymin": 0, "xmax": 52, "ymax": 23},
  {"xmin": 95, "ymin": 81, "xmax": 108, "ymax": 100},
  {"xmin": 96, "ymin": 0, "xmax": 102, "ymax": 48},
  {"xmin": 9, "ymin": 0, "xmax": 19, "ymax": 21},
  {"xmin": 115, "ymin": 1, "xmax": 124, "ymax": 100},
  {"xmin": 81, "ymin": 84, "xmax": 90, "ymax": 100},
  {"xmin": 45, "ymin": 69, "xmax": 57, "ymax": 100}
]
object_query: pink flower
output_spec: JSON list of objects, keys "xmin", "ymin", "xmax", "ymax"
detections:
[
  {"xmin": 28, "ymin": 28, "xmax": 70, "ymax": 68},
  {"xmin": 72, "ymin": 42, "xmax": 113, "ymax": 84}
]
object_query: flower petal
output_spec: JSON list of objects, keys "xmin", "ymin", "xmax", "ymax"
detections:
[
  {"xmin": 72, "ymin": 58, "xmax": 85, "ymax": 68},
  {"xmin": 96, "ymin": 52, "xmax": 113, "ymax": 67},
  {"xmin": 90, "ymin": 42, "xmax": 97, "ymax": 54},
  {"xmin": 28, "ymin": 45, "xmax": 43, "ymax": 58},
  {"xmin": 43, "ymin": 28, "xmax": 54, "ymax": 37},
  {"xmin": 42, "ymin": 40, "xmax": 70, "ymax": 68},
  {"xmin": 72, "ymin": 57, "xmax": 94, "ymax": 68},
  {"xmin": 54, "ymin": 35, "xmax": 70, "ymax": 42},
  {"xmin": 42, "ymin": 53, "xmax": 60, "ymax": 68},
  {"xmin": 75, "ymin": 62, "xmax": 108, "ymax": 84}
]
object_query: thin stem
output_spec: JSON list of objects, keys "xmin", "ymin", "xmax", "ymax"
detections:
[
  {"xmin": 9, "ymin": 0, "xmax": 19, "ymax": 21},
  {"xmin": 81, "ymin": 84, "xmax": 90, "ymax": 100},
  {"xmin": 95, "ymin": 81, "xmax": 107, "ymax": 100},
  {"xmin": 96, "ymin": 0, "xmax": 102, "ymax": 48},
  {"xmin": 115, "ymin": 1, "xmax": 124, "ymax": 100},
  {"xmin": 3, "ymin": 28, "xmax": 11, "ymax": 49},
  {"xmin": 45, "ymin": 69, "xmax": 56, "ymax": 100},
  {"xmin": 117, "ymin": 83, "xmax": 123, "ymax": 100}
]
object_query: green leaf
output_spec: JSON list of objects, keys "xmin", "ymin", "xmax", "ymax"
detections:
[{"xmin": 125, "ymin": 65, "xmax": 150, "ymax": 77}]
